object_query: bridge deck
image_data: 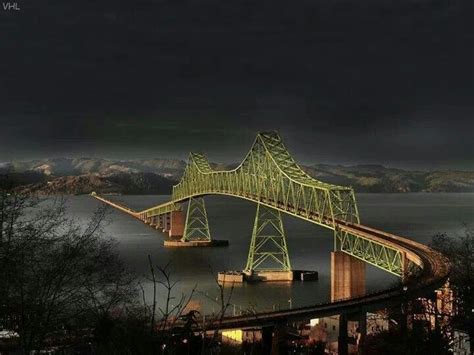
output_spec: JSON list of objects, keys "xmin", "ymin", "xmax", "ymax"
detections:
[{"xmin": 91, "ymin": 193, "xmax": 138, "ymax": 217}]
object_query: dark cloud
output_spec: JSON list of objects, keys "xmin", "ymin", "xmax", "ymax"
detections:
[{"xmin": 0, "ymin": 0, "xmax": 472, "ymax": 168}]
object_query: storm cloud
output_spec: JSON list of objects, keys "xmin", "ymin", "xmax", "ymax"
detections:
[{"xmin": 0, "ymin": 0, "xmax": 472, "ymax": 169}]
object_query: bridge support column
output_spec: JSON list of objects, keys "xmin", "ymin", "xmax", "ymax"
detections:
[
  {"xmin": 261, "ymin": 326, "xmax": 273, "ymax": 355},
  {"xmin": 357, "ymin": 310, "xmax": 367, "ymax": 348},
  {"xmin": 165, "ymin": 198, "xmax": 228, "ymax": 247},
  {"xmin": 157, "ymin": 214, "xmax": 164, "ymax": 229},
  {"xmin": 169, "ymin": 211, "xmax": 185, "ymax": 238},
  {"xmin": 260, "ymin": 323, "xmax": 287, "ymax": 355},
  {"xmin": 244, "ymin": 203, "xmax": 291, "ymax": 280},
  {"xmin": 331, "ymin": 251, "xmax": 366, "ymax": 302},
  {"xmin": 338, "ymin": 314, "xmax": 349, "ymax": 355},
  {"xmin": 162, "ymin": 213, "xmax": 170, "ymax": 233},
  {"xmin": 271, "ymin": 323, "xmax": 288, "ymax": 355},
  {"xmin": 182, "ymin": 197, "xmax": 212, "ymax": 242},
  {"xmin": 149, "ymin": 215, "xmax": 158, "ymax": 228}
]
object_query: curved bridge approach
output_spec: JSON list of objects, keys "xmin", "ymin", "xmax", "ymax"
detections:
[{"xmin": 92, "ymin": 131, "xmax": 450, "ymax": 330}]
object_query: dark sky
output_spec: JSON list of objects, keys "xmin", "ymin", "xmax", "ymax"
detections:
[{"xmin": 0, "ymin": 0, "xmax": 473, "ymax": 169}]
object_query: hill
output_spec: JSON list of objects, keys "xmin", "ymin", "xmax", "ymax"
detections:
[{"xmin": 1, "ymin": 158, "xmax": 473, "ymax": 194}]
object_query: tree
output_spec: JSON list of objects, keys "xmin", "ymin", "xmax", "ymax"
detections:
[
  {"xmin": 362, "ymin": 326, "xmax": 451, "ymax": 355},
  {"xmin": 430, "ymin": 225, "xmax": 474, "ymax": 350},
  {"xmin": 0, "ymin": 191, "xmax": 136, "ymax": 354}
]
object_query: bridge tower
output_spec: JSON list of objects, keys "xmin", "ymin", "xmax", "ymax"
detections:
[
  {"xmin": 182, "ymin": 197, "xmax": 212, "ymax": 242},
  {"xmin": 164, "ymin": 197, "xmax": 228, "ymax": 247},
  {"xmin": 244, "ymin": 203, "xmax": 292, "ymax": 281}
]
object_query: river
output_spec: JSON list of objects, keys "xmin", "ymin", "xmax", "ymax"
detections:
[{"xmin": 64, "ymin": 193, "xmax": 474, "ymax": 314}]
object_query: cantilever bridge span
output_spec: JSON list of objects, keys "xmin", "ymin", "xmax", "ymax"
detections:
[
  {"xmin": 92, "ymin": 130, "xmax": 448, "ymax": 277},
  {"xmin": 92, "ymin": 132, "xmax": 449, "ymax": 333}
]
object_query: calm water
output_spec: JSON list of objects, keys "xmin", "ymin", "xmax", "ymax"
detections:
[{"xmin": 65, "ymin": 193, "xmax": 474, "ymax": 314}]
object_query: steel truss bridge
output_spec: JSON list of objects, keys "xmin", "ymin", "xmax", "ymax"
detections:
[{"xmin": 92, "ymin": 131, "xmax": 450, "ymax": 329}]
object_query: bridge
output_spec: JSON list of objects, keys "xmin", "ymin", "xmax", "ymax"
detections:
[{"xmin": 92, "ymin": 131, "xmax": 450, "ymax": 353}]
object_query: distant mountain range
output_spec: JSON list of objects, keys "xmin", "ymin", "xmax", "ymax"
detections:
[
  {"xmin": 0, "ymin": 157, "xmax": 473, "ymax": 195},
  {"xmin": 0, "ymin": 158, "xmax": 183, "ymax": 195}
]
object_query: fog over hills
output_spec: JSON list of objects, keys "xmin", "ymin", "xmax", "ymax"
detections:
[{"xmin": 0, "ymin": 158, "xmax": 473, "ymax": 195}]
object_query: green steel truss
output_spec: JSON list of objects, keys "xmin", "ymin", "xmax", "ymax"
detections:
[
  {"xmin": 135, "ymin": 131, "xmax": 410, "ymax": 277},
  {"xmin": 182, "ymin": 197, "xmax": 212, "ymax": 242},
  {"xmin": 335, "ymin": 228, "xmax": 406, "ymax": 276},
  {"xmin": 245, "ymin": 203, "xmax": 291, "ymax": 272},
  {"xmin": 140, "ymin": 201, "xmax": 180, "ymax": 220},
  {"xmin": 172, "ymin": 131, "xmax": 359, "ymax": 228}
]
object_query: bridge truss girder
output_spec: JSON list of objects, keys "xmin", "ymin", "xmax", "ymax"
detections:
[
  {"xmin": 140, "ymin": 201, "xmax": 181, "ymax": 221},
  {"xmin": 135, "ymin": 131, "xmax": 415, "ymax": 277},
  {"xmin": 335, "ymin": 228, "xmax": 407, "ymax": 277},
  {"xmin": 172, "ymin": 132, "xmax": 359, "ymax": 230}
]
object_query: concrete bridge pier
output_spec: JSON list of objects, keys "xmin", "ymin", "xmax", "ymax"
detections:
[
  {"xmin": 148, "ymin": 215, "xmax": 159, "ymax": 228},
  {"xmin": 347, "ymin": 309, "xmax": 368, "ymax": 350},
  {"xmin": 261, "ymin": 326, "xmax": 273, "ymax": 355},
  {"xmin": 357, "ymin": 309, "xmax": 367, "ymax": 347},
  {"xmin": 260, "ymin": 323, "xmax": 288, "ymax": 355},
  {"xmin": 271, "ymin": 323, "xmax": 289, "ymax": 355},
  {"xmin": 162, "ymin": 213, "xmax": 170, "ymax": 233},
  {"xmin": 168, "ymin": 211, "xmax": 185, "ymax": 238},
  {"xmin": 338, "ymin": 313, "xmax": 349, "ymax": 355},
  {"xmin": 156, "ymin": 215, "xmax": 164, "ymax": 230},
  {"xmin": 331, "ymin": 251, "xmax": 366, "ymax": 302},
  {"xmin": 331, "ymin": 251, "xmax": 367, "ymax": 355},
  {"xmin": 164, "ymin": 197, "xmax": 229, "ymax": 247},
  {"xmin": 146, "ymin": 213, "xmax": 180, "ymax": 234}
]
